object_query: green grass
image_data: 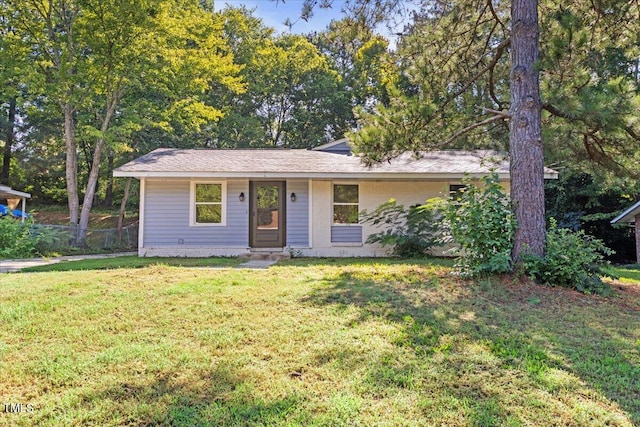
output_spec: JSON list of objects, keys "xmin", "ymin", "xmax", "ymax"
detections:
[
  {"xmin": 1, "ymin": 259, "xmax": 638, "ymax": 426},
  {"xmin": 20, "ymin": 256, "xmax": 242, "ymax": 272},
  {"xmin": 606, "ymin": 265, "xmax": 640, "ymax": 283}
]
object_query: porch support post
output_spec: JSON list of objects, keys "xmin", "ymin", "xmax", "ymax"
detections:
[
  {"xmin": 21, "ymin": 197, "xmax": 26, "ymax": 222},
  {"xmin": 635, "ymin": 213, "xmax": 640, "ymax": 264}
]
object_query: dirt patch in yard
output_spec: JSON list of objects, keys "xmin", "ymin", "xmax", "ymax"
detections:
[
  {"xmin": 497, "ymin": 274, "xmax": 640, "ymax": 312},
  {"xmin": 31, "ymin": 209, "xmax": 139, "ymax": 228}
]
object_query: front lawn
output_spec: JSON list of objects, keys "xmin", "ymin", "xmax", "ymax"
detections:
[
  {"xmin": 1, "ymin": 259, "xmax": 638, "ymax": 426},
  {"xmin": 20, "ymin": 256, "xmax": 242, "ymax": 272}
]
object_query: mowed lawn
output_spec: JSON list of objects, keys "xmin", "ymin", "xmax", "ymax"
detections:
[{"xmin": 0, "ymin": 259, "xmax": 638, "ymax": 426}]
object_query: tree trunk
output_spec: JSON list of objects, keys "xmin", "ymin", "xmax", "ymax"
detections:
[
  {"xmin": 77, "ymin": 136, "xmax": 107, "ymax": 244},
  {"xmin": 117, "ymin": 177, "xmax": 132, "ymax": 245},
  {"xmin": 64, "ymin": 103, "xmax": 80, "ymax": 228},
  {"xmin": 509, "ymin": 0, "xmax": 545, "ymax": 260},
  {"xmin": 1, "ymin": 97, "xmax": 16, "ymax": 185},
  {"xmin": 104, "ymin": 153, "xmax": 114, "ymax": 207},
  {"xmin": 77, "ymin": 96, "xmax": 118, "ymax": 244}
]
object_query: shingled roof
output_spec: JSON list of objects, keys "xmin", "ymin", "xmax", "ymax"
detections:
[{"xmin": 113, "ymin": 148, "xmax": 558, "ymax": 180}]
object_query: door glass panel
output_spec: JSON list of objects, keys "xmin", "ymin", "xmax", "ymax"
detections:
[{"xmin": 257, "ymin": 185, "xmax": 279, "ymax": 230}]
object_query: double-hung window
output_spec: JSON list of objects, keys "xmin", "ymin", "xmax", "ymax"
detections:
[
  {"xmin": 333, "ymin": 184, "xmax": 359, "ymax": 224},
  {"xmin": 191, "ymin": 182, "xmax": 226, "ymax": 226}
]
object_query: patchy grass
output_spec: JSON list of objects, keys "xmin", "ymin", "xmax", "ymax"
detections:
[
  {"xmin": 607, "ymin": 265, "xmax": 640, "ymax": 284},
  {"xmin": 20, "ymin": 256, "xmax": 241, "ymax": 273},
  {"xmin": 0, "ymin": 259, "xmax": 638, "ymax": 426}
]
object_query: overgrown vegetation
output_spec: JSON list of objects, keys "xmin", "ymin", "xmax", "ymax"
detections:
[
  {"xmin": 445, "ymin": 173, "xmax": 516, "ymax": 277},
  {"xmin": 0, "ymin": 218, "xmax": 66, "ymax": 258},
  {"xmin": 0, "ymin": 218, "xmax": 38, "ymax": 258},
  {"xmin": 545, "ymin": 171, "xmax": 637, "ymax": 263},
  {"xmin": 362, "ymin": 174, "xmax": 618, "ymax": 296},
  {"xmin": 523, "ymin": 219, "xmax": 615, "ymax": 295},
  {"xmin": 362, "ymin": 197, "xmax": 446, "ymax": 257},
  {"xmin": 0, "ymin": 260, "xmax": 637, "ymax": 425}
]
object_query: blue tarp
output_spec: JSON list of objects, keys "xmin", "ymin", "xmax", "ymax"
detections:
[
  {"xmin": 12, "ymin": 209, "xmax": 30, "ymax": 218},
  {"xmin": 0, "ymin": 205, "xmax": 30, "ymax": 218}
]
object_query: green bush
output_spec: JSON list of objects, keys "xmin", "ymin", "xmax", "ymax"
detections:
[
  {"xmin": 0, "ymin": 218, "xmax": 70, "ymax": 258},
  {"xmin": 446, "ymin": 173, "xmax": 516, "ymax": 277},
  {"xmin": 362, "ymin": 197, "xmax": 447, "ymax": 257},
  {"xmin": 31, "ymin": 224, "xmax": 73, "ymax": 255},
  {"xmin": 523, "ymin": 218, "xmax": 614, "ymax": 295},
  {"xmin": 0, "ymin": 217, "xmax": 38, "ymax": 258}
]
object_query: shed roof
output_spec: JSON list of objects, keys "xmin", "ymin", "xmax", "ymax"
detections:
[
  {"xmin": 0, "ymin": 185, "xmax": 31, "ymax": 199},
  {"xmin": 114, "ymin": 148, "xmax": 559, "ymax": 180},
  {"xmin": 611, "ymin": 200, "xmax": 640, "ymax": 224}
]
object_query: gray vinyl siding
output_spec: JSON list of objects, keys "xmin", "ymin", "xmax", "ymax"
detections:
[
  {"xmin": 144, "ymin": 179, "xmax": 249, "ymax": 247},
  {"xmin": 331, "ymin": 226, "xmax": 362, "ymax": 243},
  {"xmin": 286, "ymin": 180, "xmax": 309, "ymax": 247}
]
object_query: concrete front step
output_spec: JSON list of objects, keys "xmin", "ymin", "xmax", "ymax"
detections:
[{"xmin": 238, "ymin": 250, "xmax": 291, "ymax": 261}]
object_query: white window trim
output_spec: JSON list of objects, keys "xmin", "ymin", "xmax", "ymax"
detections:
[
  {"xmin": 332, "ymin": 182, "xmax": 360, "ymax": 226},
  {"xmin": 189, "ymin": 181, "xmax": 227, "ymax": 227}
]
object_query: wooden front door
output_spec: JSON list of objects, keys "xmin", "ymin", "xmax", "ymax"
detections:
[{"xmin": 250, "ymin": 181, "xmax": 286, "ymax": 248}]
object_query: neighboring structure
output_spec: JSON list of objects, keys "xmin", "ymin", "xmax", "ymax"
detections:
[
  {"xmin": 0, "ymin": 185, "xmax": 31, "ymax": 222},
  {"xmin": 611, "ymin": 200, "xmax": 640, "ymax": 263},
  {"xmin": 113, "ymin": 140, "xmax": 558, "ymax": 257}
]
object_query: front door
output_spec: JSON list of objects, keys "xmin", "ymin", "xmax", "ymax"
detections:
[{"xmin": 250, "ymin": 181, "xmax": 286, "ymax": 248}]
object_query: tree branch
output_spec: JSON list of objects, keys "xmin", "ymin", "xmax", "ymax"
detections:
[
  {"xmin": 542, "ymin": 102, "xmax": 578, "ymax": 121},
  {"xmin": 488, "ymin": 0, "xmax": 507, "ymax": 32},
  {"xmin": 624, "ymin": 125, "xmax": 640, "ymax": 141},
  {"xmin": 438, "ymin": 111, "xmax": 510, "ymax": 147},
  {"xmin": 443, "ymin": 37, "xmax": 510, "ymax": 109}
]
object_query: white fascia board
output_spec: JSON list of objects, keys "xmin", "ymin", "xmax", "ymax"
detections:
[
  {"xmin": 611, "ymin": 200, "xmax": 640, "ymax": 224},
  {"xmin": 113, "ymin": 171, "xmax": 516, "ymax": 180},
  {"xmin": 0, "ymin": 188, "xmax": 31, "ymax": 198}
]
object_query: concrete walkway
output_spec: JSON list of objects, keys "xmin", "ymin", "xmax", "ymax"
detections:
[
  {"xmin": 1, "ymin": 252, "xmax": 284, "ymax": 273},
  {"xmin": 0, "ymin": 252, "xmax": 136, "ymax": 273}
]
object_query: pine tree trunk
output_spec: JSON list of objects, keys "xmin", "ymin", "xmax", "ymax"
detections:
[
  {"xmin": 1, "ymin": 97, "xmax": 16, "ymax": 185},
  {"xmin": 509, "ymin": 0, "xmax": 545, "ymax": 260}
]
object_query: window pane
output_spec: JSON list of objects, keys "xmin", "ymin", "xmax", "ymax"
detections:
[
  {"xmin": 196, "ymin": 204, "xmax": 221, "ymax": 223},
  {"xmin": 196, "ymin": 184, "xmax": 222, "ymax": 203},
  {"xmin": 257, "ymin": 209, "xmax": 278, "ymax": 229},
  {"xmin": 257, "ymin": 186, "xmax": 279, "ymax": 209},
  {"xmin": 334, "ymin": 184, "xmax": 358, "ymax": 203},
  {"xmin": 334, "ymin": 205, "xmax": 359, "ymax": 224},
  {"xmin": 449, "ymin": 184, "xmax": 467, "ymax": 200}
]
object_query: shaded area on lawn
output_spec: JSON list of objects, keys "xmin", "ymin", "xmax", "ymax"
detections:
[
  {"xmin": 301, "ymin": 265, "xmax": 640, "ymax": 425},
  {"xmin": 76, "ymin": 365, "xmax": 303, "ymax": 426}
]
